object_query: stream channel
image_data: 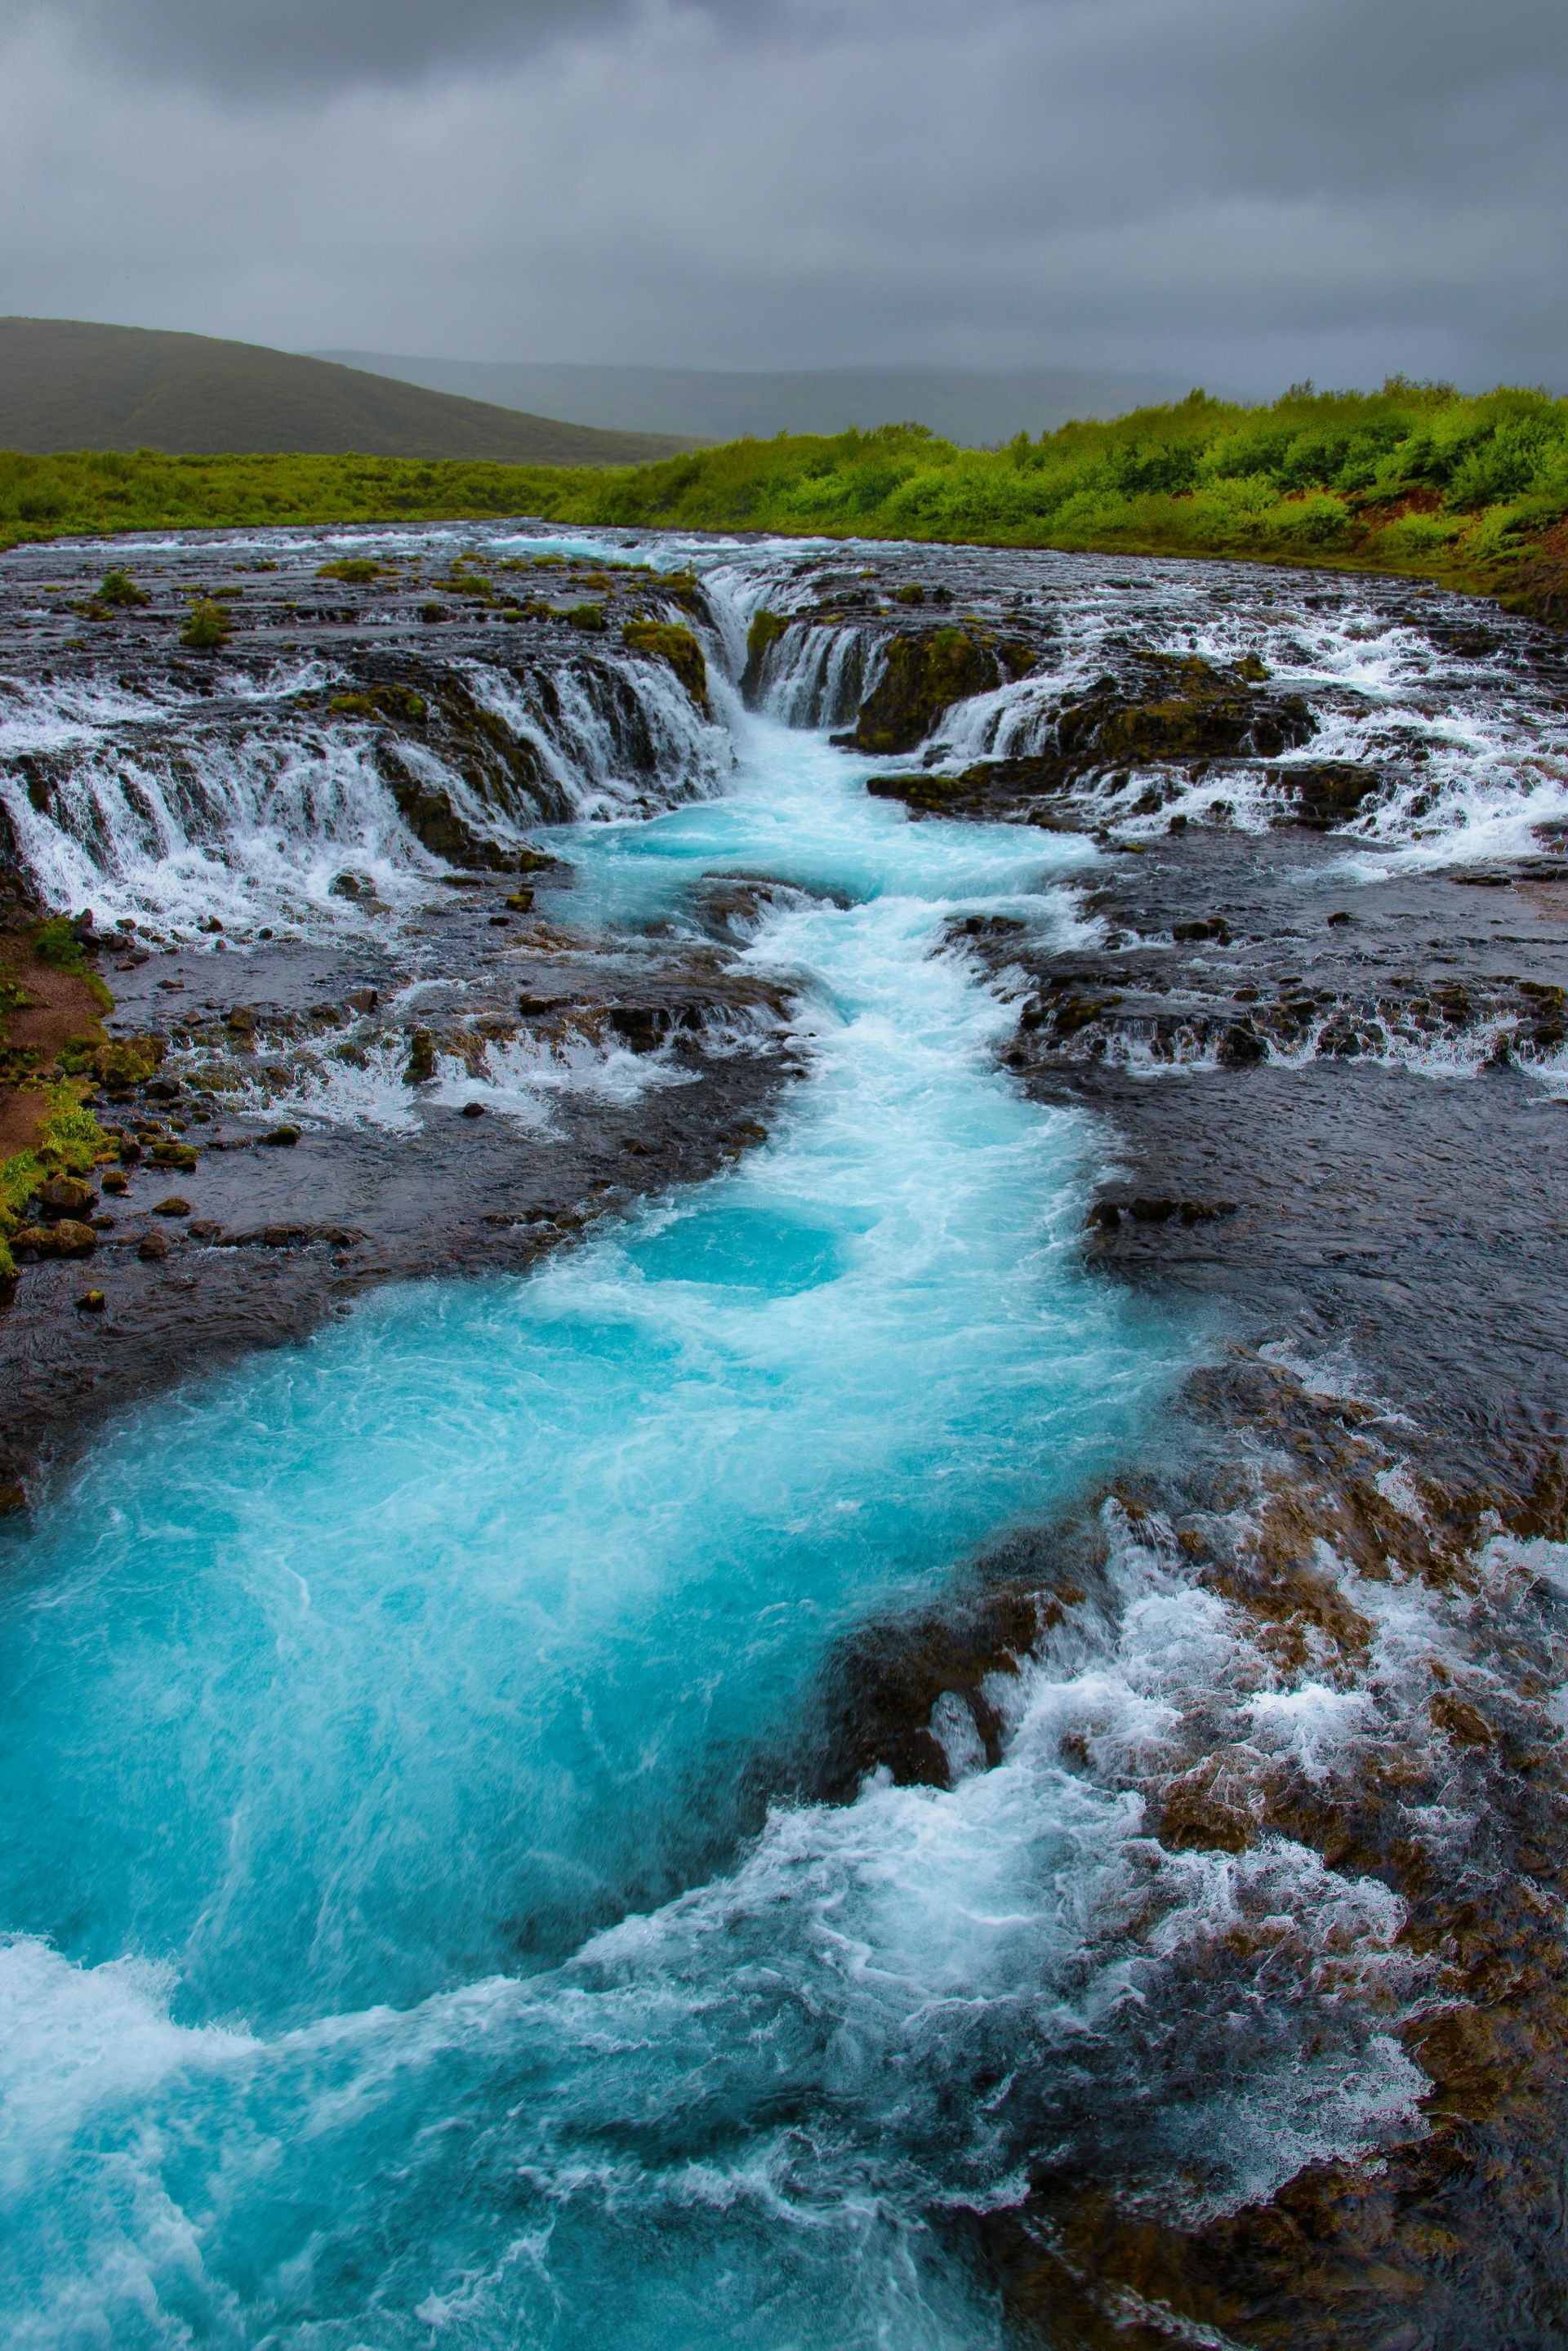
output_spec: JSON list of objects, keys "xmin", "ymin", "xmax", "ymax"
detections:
[{"xmin": 2, "ymin": 533, "xmax": 1557, "ymax": 2346}]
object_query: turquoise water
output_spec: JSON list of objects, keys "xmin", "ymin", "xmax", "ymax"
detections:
[{"xmin": 0, "ymin": 698, "xmax": 1185, "ymax": 2344}]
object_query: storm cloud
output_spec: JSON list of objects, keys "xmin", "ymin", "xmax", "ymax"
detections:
[{"xmin": 0, "ymin": 0, "xmax": 1562, "ymax": 395}]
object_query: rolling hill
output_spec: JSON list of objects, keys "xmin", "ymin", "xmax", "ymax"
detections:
[
  {"xmin": 312, "ymin": 354, "xmax": 1200, "ymax": 447},
  {"xmin": 0, "ymin": 318, "xmax": 700, "ymax": 465}
]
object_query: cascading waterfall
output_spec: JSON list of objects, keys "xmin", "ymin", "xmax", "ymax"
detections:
[
  {"xmin": 0, "ymin": 635, "xmax": 725, "ymax": 939},
  {"xmin": 0, "ymin": 546, "xmax": 1450, "ymax": 2348}
]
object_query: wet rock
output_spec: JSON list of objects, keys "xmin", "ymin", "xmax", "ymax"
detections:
[
  {"xmin": 150, "ymin": 1139, "xmax": 198, "ymax": 1171},
  {"xmin": 844, "ymin": 628, "xmax": 1018, "ymax": 755},
  {"xmin": 152, "ymin": 1196, "xmax": 191, "ymax": 1216},
  {"xmin": 1266, "ymin": 759, "xmax": 1383, "ymax": 828},
  {"xmin": 405, "ymin": 1027, "xmax": 436, "ymax": 1084},
  {"xmin": 461, "ymin": 1101, "xmax": 486, "ymax": 1119},
  {"xmin": 1216, "ymin": 1022, "xmax": 1267, "ymax": 1067},
  {"xmin": 36, "ymin": 1173, "xmax": 94, "ymax": 1217},
  {"xmin": 605, "ymin": 1004, "xmax": 675, "ymax": 1053},
  {"xmin": 136, "ymin": 1227, "xmax": 171, "ymax": 1262},
  {"xmin": 621, "ymin": 620, "xmax": 710, "ymax": 714},
  {"xmin": 261, "ymin": 1124, "xmax": 301, "ymax": 1147},
  {"xmin": 75, "ymin": 1289, "xmax": 106, "ymax": 1312},
  {"xmin": 1054, "ymin": 651, "xmax": 1315, "ymax": 768}
]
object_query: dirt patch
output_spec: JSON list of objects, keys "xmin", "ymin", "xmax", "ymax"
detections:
[{"xmin": 0, "ymin": 943, "xmax": 108, "ymax": 1155}]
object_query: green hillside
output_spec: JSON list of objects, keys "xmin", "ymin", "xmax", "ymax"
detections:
[
  {"xmin": 2, "ymin": 381, "xmax": 1566, "ymax": 621},
  {"xmin": 0, "ymin": 318, "xmax": 700, "ymax": 465}
]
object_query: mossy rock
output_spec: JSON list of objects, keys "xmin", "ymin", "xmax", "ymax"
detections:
[
  {"xmin": 745, "ymin": 608, "xmax": 790, "ymax": 678},
  {"xmin": 657, "ymin": 570, "xmax": 706, "ymax": 616},
  {"xmin": 180, "ymin": 599, "xmax": 231, "ymax": 651},
  {"xmin": 564, "ymin": 603, "xmax": 607, "ymax": 631},
  {"xmin": 96, "ymin": 568, "xmax": 149, "ymax": 609},
  {"xmin": 1054, "ymin": 653, "xmax": 1315, "ymax": 769},
  {"xmin": 316, "ymin": 558, "xmax": 385, "ymax": 584},
  {"xmin": 847, "ymin": 629, "xmax": 1004, "ymax": 755},
  {"xmin": 865, "ymin": 771, "xmax": 970, "ymax": 815},
  {"xmin": 31, "ymin": 914, "xmax": 90, "ymax": 976},
  {"xmin": 621, "ymin": 621, "xmax": 710, "ymax": 713},
  {"xmin": 92, "ymin": 1039, "xmax": 163, "ymax": 1090},
  {"xmin": 328, "ymin": 688, "xmax": 427, "ymax": 724}
]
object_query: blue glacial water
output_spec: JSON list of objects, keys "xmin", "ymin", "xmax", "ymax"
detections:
[{"xmin": 0, "ymin": 674, "xmax": 1193, "ymax": 2344}]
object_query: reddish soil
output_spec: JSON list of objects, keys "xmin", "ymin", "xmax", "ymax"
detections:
[{"xmin": 0, "ymin": 949, "xmax": 105, "ymax": 1155}]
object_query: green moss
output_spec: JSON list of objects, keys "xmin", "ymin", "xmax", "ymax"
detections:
[
  {"xmin": 327, "ymin": 688, "xmax": 427, "ymax": 723},
  {"xmin": 621, "ymin": 620, "xmax": 709, "ymax": 711},
  {"xmin": 92, "ymin": 1034, "xmax": 163, "ymax": 1093},
  {"xmin": 746, "ymin": 609, "xmax": 789, "ymax": 666},
  {"xmin": 180, "ymin": 599, "xmax": 231, "ymax": 650},
  {"xmin": 0, "ymin": 1083, "xmax": 118, "ymax": 1283},
  {"xmin": 656, "ymin": 569, "xmax": 705, "ymax": 613},
  {"xmin": 316, "ymin": 557, "xmax": 385, "ymax": 583},
  {"xmin": 563, "ymin": 603, "xmax": 607, "ymax": 630},
  {"xmin": 96, "ymin": 568, "xmax": 149, "ymax": 608},
  {"xmin": 32, "ymin": 915, "xmax": 88, "ymax": 975},
  {"xmin": 849, "ymin": 629, "xmax": 1002, "ymax": 755}
]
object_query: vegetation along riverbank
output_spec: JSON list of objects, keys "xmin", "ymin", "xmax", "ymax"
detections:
[{"xmin": 7, "ymin": 381, "xmax": 1568, "ymax": 620}]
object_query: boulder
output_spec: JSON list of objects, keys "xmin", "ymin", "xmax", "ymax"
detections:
[{"xmin": 37, "ymin": 1174, "xmax": 95, "ymax": 1218}]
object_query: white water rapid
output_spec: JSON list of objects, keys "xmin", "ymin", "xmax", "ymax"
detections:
[{"xmin": 0, "ymin": 545, "xmax": 1434, "ymax": 2347}]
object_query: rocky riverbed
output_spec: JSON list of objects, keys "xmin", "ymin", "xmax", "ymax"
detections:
[{"xmin": 3, "ymin": 519, "xmax": 1568, "ymax": 2349}]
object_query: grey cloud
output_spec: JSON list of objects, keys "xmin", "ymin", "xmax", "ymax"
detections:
[
  {"xmin": 0, "ymin": 0, "xmax": 661, "ymax": 94},
  {"xmin": 0, "ymin": 0, "xmax": 1562, "ymax": 394}
]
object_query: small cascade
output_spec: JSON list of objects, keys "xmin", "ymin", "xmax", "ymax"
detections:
[
  {"xmin": 3, "ymin": 526, "xmax": 1568, "ymax": 2347},
  {"xmin": 0, "ymin": 629, "xmax": 728, "ymax": 941}
]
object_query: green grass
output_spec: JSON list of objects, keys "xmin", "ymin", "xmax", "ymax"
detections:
[{"xmin": 5, "ymin": 381, "xmax": 1568, "ymax": 614}]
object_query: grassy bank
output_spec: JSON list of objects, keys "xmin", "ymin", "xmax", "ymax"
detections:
[{"xmin": 4, "ymin": 381, "xmax": 1568, "ymax": 615}]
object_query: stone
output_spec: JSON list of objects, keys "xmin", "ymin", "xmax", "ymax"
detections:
[
  {"xmin": 151, "ymin": 1141, "xmax": 199, "ymax": 1171},
  {"xmin": 405, "ymin": 1027, "xmax": 436, "ymax": 1084},
  {"xmin": 100, "ymin": 1169, "xmax": 129, "ymax": 1195},
  {"xmin": 461, "ymin": 1101, "xmax": 486, "ymax": 1118},
  {"xmin": 262, "ymin": 1124, "xmax": 302, "ymax": 1147},
  {"xmin": 152, "ymin": 1196, "xmax": 191, "ymax": 1217},
  {"xmin": 76, "ymin": 1289, "xmax": 106, "ymax": 1312},
  {"xmin": 37, "ymin": 1174, "xmax": 95, "ymax": 1217},
  {"xmin": 137, "ymin": 1228, "xmax": 171, "ymax": 1262},
  {"xmin": 15, "ymin": 1218, "xmax": 96, "ymax": 1258}
]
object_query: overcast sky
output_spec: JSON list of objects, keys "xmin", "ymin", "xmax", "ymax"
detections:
[{"xmin": 0, "ymin": 0, "xmax": 1561, "ymax": 394}]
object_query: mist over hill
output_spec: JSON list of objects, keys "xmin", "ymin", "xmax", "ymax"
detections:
[
  {"xmin": 0, "ymin": 320, "xmax": 699, "ymax": 465},
  {"xmin": 310, "ymin": 355, "xmax": 1199, "ymax": 448}
]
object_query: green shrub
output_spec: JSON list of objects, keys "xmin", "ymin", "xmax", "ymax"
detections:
[
  {"xmin": 96, "ymin": 568, "xmax": 149, "ymax": 608},
  {"xmin": 33, "ymin": 915, "xmax": 88, "ymax": 975},
  {"xmin": 180, "ymin": 599, "xmax": 231, "ymax": 649},
  {"xmin": 2, "ymin": 384, "xmax": 1567, "ymax": 606}
]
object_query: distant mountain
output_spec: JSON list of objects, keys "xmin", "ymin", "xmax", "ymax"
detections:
[
  {"xmin": 311, "ymin": 355, "xmax": 1200, "ymax": 448},
  {"xmin": 0, "ymin": 319, "xmax": 701, "ymax": 465}
]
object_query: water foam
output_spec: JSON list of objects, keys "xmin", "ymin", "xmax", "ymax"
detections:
[{"xmin": 0, "ymin": 547, "xmax": 1453, "ymax": 2346}]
